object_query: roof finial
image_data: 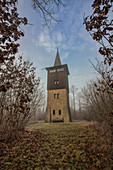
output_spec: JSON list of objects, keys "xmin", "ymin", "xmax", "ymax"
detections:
[{"xmin": 54, "ymin": 48, "xmax": 61, "ymax": 66}]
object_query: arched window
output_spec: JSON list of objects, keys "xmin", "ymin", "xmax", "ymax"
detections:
[
  {"xmin": 53, "ymin": 110, "xmax": 55, "ymax": 115},
  {"xmin": 57, "ymin": 94, "xmax": 59, "ymax": 99},
  {"xmin": 59, "ymin": 110, "xmax": 61, "ymax": 115}
]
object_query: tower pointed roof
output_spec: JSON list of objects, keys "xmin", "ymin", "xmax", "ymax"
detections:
[{"xmin": 54, "ymin": 49, "xmax": 61, "ymax": 66}]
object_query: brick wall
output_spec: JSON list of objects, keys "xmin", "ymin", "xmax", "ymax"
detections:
[{"xmin": 46, "ymin": 89, "xmax": 70, "ymax": 122}]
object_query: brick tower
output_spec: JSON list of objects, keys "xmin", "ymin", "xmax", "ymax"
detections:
[{"xmin": 45, "ymin": 49, "xmax": 71, "ymax": 122}]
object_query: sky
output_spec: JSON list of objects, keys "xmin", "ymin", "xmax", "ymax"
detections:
[{"xmin": 17, "ymin": 0, "xmax": 103, "ymax": 93}]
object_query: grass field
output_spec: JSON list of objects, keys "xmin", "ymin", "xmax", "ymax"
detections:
[{"xmin": 0, "ymin": 121, "xmax": 112, "ymax": 169}]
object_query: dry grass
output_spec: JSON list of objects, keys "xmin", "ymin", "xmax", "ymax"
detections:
[{"xmin": 0, "ymin": 121, "xmax": 112, "ymax": 169}]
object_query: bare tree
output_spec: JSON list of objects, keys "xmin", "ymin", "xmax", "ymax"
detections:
[
  {"xmin": 80, "ymin": 79, "xmax": 113, "ymax": 125},
  {"xmin": 0, "ymin": 57, "xmax": 40, "ymax": 141},
  {"xmin": 29, "ymin": 83, "xmax": 45, "ymax": 122},
  {"xmin": 31, "ymin": 0, "xmax": 66, "ymax": 27},
  {"xmin": 70, "ymin": 85, "xmax": 78, "ymax": 120}
]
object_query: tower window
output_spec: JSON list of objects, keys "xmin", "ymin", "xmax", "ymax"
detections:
[
  {"xmin": 59, "ymin": 110, "xmax": 61, "ymax": 115},
  {"xmin": 54, "ymin": 80, "xmax": 57, "ymax": 84},
  {"xmin": 57, "ymin": 68, "xmax": 64, "ymax": 72},
  {"xmin": 54, "ymin": 80, "xmax": 59, "ymax": 84},
  {"xmin": 54, "ymin": 94, "xmax": 59, "ymax": 99},
  {"xmin": 57, "ymin": 94, "xmax": 59, "ymax": 99},
  {"xmin": 53, "ymin": 110, "xmax": 55, "ymax": 115},
  {"xmin": 57, "ymin": 80, "xmax": 59, "ymax": 84},
  {"xmin": 49, "ymin": 69, "xmax": 56, "ymax": 73}
]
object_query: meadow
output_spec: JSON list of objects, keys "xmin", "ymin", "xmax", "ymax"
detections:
[{"xmin": 0, "ymin": 121, "xmax": 112, "ymax": 169}]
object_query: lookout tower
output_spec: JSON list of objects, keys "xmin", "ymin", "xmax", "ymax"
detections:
[{"xmin": 45, "ymin": 49, "xmax": 71, "ymax": 122}]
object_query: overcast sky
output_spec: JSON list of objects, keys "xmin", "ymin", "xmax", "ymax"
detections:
[{"xmin": 17, "ymin": 0, "xmax": 102, "ymax": 92}]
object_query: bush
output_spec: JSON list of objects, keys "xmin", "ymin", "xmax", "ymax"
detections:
[{"xmin": 0, "ymin": 57, "xmax": 40, "ymax": 141}]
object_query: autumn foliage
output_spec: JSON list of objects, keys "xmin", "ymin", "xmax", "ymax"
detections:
[
  {"xmin": 0, "ymin": 0, "xmax": 28, "ymax": 91},
  {"xmin": 0, "ymin": 0, "xmax": 42, "ymax": 141},
  {"xmin": 84, "ymin": 0, "xmax": 113, "ymax": 93}
]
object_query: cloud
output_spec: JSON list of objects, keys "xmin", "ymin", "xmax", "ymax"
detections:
[
  {"xmin": 53, "ymin": 32, "xmax": 63, "ymax": 42},
  {"xmin": 39, "ymin": 31, "xmax": 54, "ymax": 52},
  {"xmin": 31, "ymin": 0, "xmax": 96, "ymax": 61},
  {"xmin": 32, "ymin": 30, "xmax": 65, "ymax": 54}
]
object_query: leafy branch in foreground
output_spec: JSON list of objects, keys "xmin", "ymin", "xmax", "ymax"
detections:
[
  {"xmin": 0, "ymin": 0, "xmax": 27, "ymax": 92},
  {"xmin": 84, "ymin": 0, "xmax": 113, "ymax": 93}
]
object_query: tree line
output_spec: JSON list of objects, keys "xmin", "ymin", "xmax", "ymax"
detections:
[{"xmin": 70, "ymin": 0, "xmax": 113, "ymax": 128}]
